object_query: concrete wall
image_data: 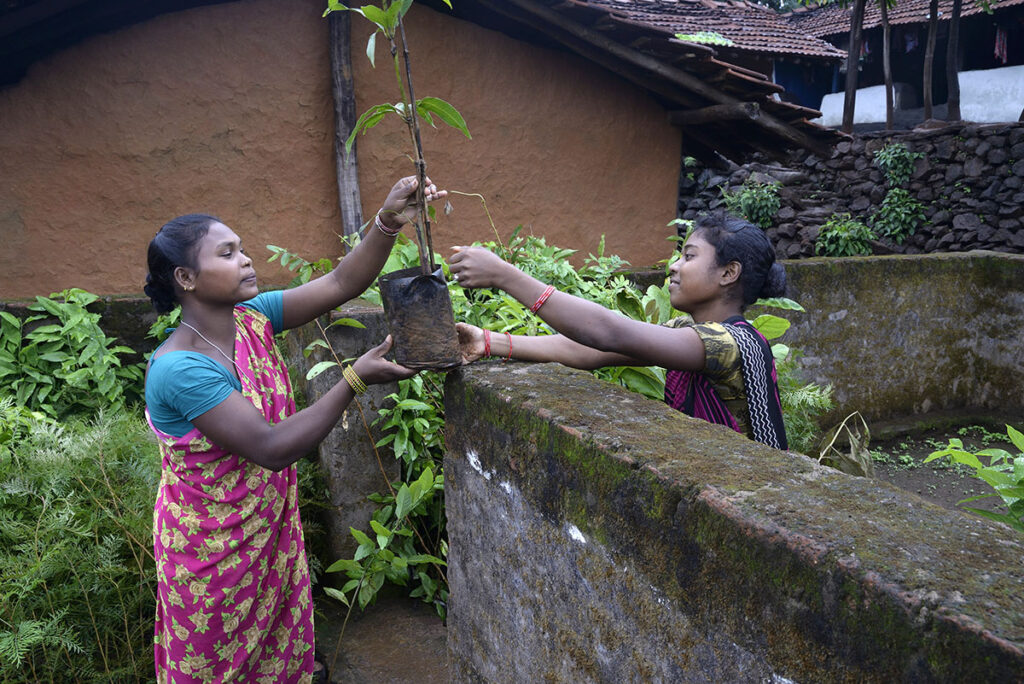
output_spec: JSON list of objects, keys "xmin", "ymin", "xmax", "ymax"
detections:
[
  {"xmin": 817, "ymin": 64, "xmax": 1024, "ymax": 125},
  {"xmin": 0, "ymin": 0, "xmax": 680, "ymax": 300},
  {"xmin": 782, "ymin": 251, "xmax": 1024, "ymax": 424},
  {"xmin": 443, "ymin": 362, "xmax": 1024, "ymax": 682},
  {"xmin": 957, "ymin": 64, "xmax": 1024, "ymax": 124},
  {"xmin": 819, "ymin": 83, "xmax": 918, "ymax": 127}
]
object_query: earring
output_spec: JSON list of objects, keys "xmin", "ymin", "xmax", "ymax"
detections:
[{"xmin": 186, "ymin": 286, "xmax": 194, "ymax": 292}]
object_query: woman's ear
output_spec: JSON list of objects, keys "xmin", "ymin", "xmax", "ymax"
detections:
[
  {"xmin": 720, "ymin": 261, "xmax": 742, "ymax": 287},
  {"xmin": 174, "ymin": 266, "xmax": 196, "ymax": 292}
]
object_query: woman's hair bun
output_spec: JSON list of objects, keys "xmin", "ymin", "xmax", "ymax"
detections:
[
  {"xmin": 761, "ymin": 262, "xmax": 787, "ymax": 300},
  {"xmin": 144, "ymin": 271, "xmax": 177, "ymax": 315}
]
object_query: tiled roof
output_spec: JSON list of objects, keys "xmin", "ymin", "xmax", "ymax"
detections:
[
  {"xmin": 486, "ymin": 0, "xmax": 845, "ymax": 160},
  {"xmin": 570, "ymin": 0, "xmax": 846, "ymax": 59},
  {"xmin": 787, "ymin": 0, "xmax": 1024, "ymax": 38}
]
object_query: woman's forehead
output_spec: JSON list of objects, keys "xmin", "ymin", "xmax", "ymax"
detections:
[
  {"xmin": 201, "ymin": 221, "xmax": 240, "ymax": 246},
  {"xmin": 684, "ymin": 232, "xmax": 711, "ymax": 250}
]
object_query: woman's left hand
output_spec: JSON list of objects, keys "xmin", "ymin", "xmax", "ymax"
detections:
[{"xmin": 378, "ymin": 176, "xmax": 447, "ymax": 231}]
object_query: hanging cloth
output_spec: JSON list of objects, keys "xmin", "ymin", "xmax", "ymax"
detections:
[{"xmin": 995, "ymin": 27, "xmax": 1008, "ymax": 65}]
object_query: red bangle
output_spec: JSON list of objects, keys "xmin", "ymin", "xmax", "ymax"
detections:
[
  {"xmin": 375, "ymin": 212, "xmax": 401, "ymax": 237},
  {"xmin": 504, "ymin": 332, "xmax": 512, "ymax": 361},
  {"xmin": 530, "ymin": 285, "xmax": 556, "ymax": 314},
  {"xmin": 483, "ymin": 329, "xmax": 492, "ymax": 357}
]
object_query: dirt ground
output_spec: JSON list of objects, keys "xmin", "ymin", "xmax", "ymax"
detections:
[
  {"xmin": 869, "ymin": 421, "xmax": 1018, "ymax": 522},
  {"xmin": 314, "ymin": 588, "xmax": 448, "ymax": 684}
]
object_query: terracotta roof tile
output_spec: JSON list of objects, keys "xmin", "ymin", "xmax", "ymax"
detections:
[
  {"xmin": 787, "ymin": 0, "xmax": 1024, "ymax": 38},
  {"xmin": 567, "ymin": 0, "xmax": 846, "ymax": 59}
]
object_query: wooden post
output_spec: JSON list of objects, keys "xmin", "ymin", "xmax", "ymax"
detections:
[
  {"xmin": 841, "ymin": 0, "xmax": 866, "ymax": 134},
  {"xmin": 329, "ymin": 12, "xmax": 363, "ymax": 238}
]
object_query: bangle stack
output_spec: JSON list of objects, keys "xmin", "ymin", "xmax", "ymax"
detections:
[
  {"xmin": 375, "ymin": 212, "xmax": 401, "ymax": 238},
  {"xmin": 530, "ymin": 285, "xmax": 556, "ymax": 314},
  {"xmin": 483, "ymin": 329, "xmax": 492, "ymax": 357},
  {"xmin": 343, "ymin": 365, "xmax": 367, "ymax": 395}
]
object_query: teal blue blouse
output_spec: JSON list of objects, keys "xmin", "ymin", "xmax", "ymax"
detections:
[{"xmin": 145, "ymin": 291, "xmax": 284, "ymax": 437}]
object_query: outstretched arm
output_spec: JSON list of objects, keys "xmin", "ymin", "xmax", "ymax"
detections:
[
  {"xmin": 191, "ymin": 336, "xmax": 416, "ymax": 471},
  {"xmin": 279, "ymin": 176, "xmax": 447, "ymax": 330},
  {"xmin": 448, "ymin": 246, "xmax": 705, "ymax": 372},
  {"xmin": 456, "ymin": 322, "xmax": 641, "ymax": 370}
]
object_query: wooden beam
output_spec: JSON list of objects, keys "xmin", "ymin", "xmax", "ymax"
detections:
[
  {"xmin": 669, "ymin": 102, "xmax": 760, "ymax": 126},
  {"xmin": 485, "ymin": 0, "xmax": 831, "ymax": 156},
  {"xmin": 329, "ymin": 12, "xmax": 364, "ymax": 237}
]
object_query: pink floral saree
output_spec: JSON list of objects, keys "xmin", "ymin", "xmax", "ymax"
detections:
[{"xmin": 146, "ymin": 306, "xmax": 314, "ymax": 683}]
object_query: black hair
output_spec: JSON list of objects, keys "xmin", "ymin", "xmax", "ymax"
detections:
[
  {"xmin": 144, "ymin": 214, "xmax": 219, "ymax": 314},
  {"xmin": 693, "ymin": 211, "xmax": 786, "ymax": 308}
]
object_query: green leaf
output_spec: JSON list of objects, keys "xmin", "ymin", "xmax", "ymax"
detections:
[
  {"xmin": 1007, "ymin": 424, "xmax": 1024, "ymax": 453},
  {"xmin": 369, "ymin": 519, "xmax": 391, "ymax": 540},
  {"xmin": 366, "ymin": 31, "xmax": 377, "ymax": 68},
  {"xmin": 345, "ymin": 103, "xmax": 401, "ymax": 156},
  {"xmin": 358, "ymin": 5, "xmax": 390, "ymax": 31},
  {"xmin": 303, "ymin": 339, "xmax": 331, "ymax": 358},
  {"xmin": 306, "ymin": 361, "xmax": 338, "ymax": 381},
  {"xmin": 323, "ymin": 1, "xmax": 350, "ymax": 18},
  {"xmin": 395, "ymin": 483, "xmax": 413, "ymax": 520},
  {"xmin": 325, "ymin": 558, "xmax": 362, "ymax": 574},
  {"xmin": 328, "ymin": 317, "xmax": 367, "ymax": 329},
  {"xmin": 405, "ymin": 554, "xmax": 446, "ymax": 566},
  {"xmin": 416, "ymin": 97, "xmax": 471, "ymax": 139},
  {"xmin": 323, "ymin": 586, "xmax": 350, "ymax": 606},
  {"xmin": 755, "ymin": 297, "xmax": 805, "ymax": 312},
  {"xmin": 350, "ymin": 527, "xmax": 373, "ymax": 548},
  {"xmin": 750, "ymin": 314, "xmax": 790, "ymax": 340}
]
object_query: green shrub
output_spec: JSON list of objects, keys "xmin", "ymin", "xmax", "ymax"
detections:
[
  {"xmin": 0, "ymin": 411, "xmax": 159, "ymax": 683},
  {"xmin": 872, "ymin": 188, "xmax": 926, "ymax": 244},
  {"xmin": 815, "ymin": 213, "xmax": 876, "ymax": 257},
  {"xmin": 872, "ymin": 142, "xmax": 923, "ymax": 186},
  {"xmin": 720, "ymin": 179, "xmax": 781, "ymax": 230},
  {"xmin": 0, "ymin": 290, "xmax": 144, "ymax": 418},
  {"xmin": 926, "ymin": 425, "xmax": 1024, "ymax": 532}
]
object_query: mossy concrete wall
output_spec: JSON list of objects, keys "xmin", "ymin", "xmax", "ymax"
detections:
[
  {"xmin": 780, "ymin": 251, "xmax": 1024, "ymax": 424},
  {"xmin": 444, "ymin": 363, "xmax": 1024, "ymax": 682}
]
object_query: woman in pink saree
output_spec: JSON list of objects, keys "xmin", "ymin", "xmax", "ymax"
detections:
[{"xmin": 143, "ymin": 176, "xmax": 443, "ymax": 683}]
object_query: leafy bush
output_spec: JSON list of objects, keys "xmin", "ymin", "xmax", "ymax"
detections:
[
  {"xmin": 720, "ymin": 179, "xmax": 781, "ymax": 230},
  {"xmin": 872, "ymin": 188, "xmax": 926, "ymax": 245},
  {"xmin": 926, "ymin": 424, "xmax": 1024, "ymax": 532},
  {"xmin": 815, "ymin": 213, "xmax": 876, "ymax": 257},
  {"xmin": 0, "ymin": 290, "xmax": 143, "ymax": 418},
  {"xmin": 873, "ymin": 142, "xmax": 923, "ymax": 186},
  {"xmin": 0, "ymin": 411, "xmax": 159, "ymax": 683}
]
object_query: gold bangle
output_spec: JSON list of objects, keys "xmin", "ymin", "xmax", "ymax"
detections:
[{"xmin": 343, "ymin": 365, "xmax": 367, "ymax": 395}]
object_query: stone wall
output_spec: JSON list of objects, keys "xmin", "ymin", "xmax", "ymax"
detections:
[
  {"xmin": 679, "ymin": 122, "xmax": 1024, "ymax": 259},
  {"xmin": 444, "ymin": 363, "xmax": 1024, "ymax": 682}
]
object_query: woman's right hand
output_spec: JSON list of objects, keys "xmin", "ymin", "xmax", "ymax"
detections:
[
  {"xmin": 448, "ymin": 246, "xmax": 517, "ymax": 289},
  {"xmin": 455, "ymin": 322, "xmax": 486, "ymax": 364},
  {"xmin": 351, "ymin": 336, "xmax": 417, "ymax": 386}
]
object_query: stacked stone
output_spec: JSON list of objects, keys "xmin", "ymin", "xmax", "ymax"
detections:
[{"xmin": 678, "ymin": 122, "xmax": 1024, "ymax": 259}]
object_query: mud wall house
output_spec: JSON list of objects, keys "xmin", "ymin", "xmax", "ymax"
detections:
[
  {"xmin": 0, "ymin": 0, "xmax": 845, "ymax": 300},
  {"xmin": 787, "ymin": 0, "xmax": 1024, "ymax": 128}
]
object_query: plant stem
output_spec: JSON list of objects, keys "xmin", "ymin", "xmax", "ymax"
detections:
[
  {"xmin": 398, "ymin": 17, "xmax": 435, "ymax": 273},
  {"xmin": 386, "ymin": 30, "xmax": 431, "ymax": 274}
]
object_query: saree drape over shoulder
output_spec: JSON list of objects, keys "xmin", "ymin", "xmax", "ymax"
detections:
[
  {"xmin": 663, "ymin": 316, "xmax": 788, "ymax": 450},
  {"xmin": 146, "ymin": 306, "xmax": 314, "ymax": 684}
]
